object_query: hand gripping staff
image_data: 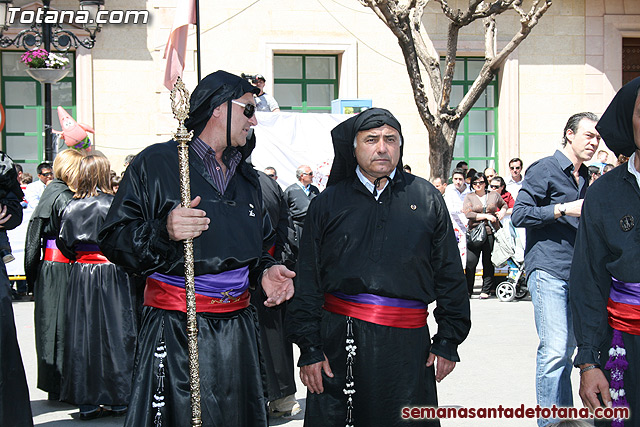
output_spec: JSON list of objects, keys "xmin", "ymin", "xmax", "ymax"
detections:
[{"xmin": 170, "ymin": 76, "xmax": 202, "ymax": 427}]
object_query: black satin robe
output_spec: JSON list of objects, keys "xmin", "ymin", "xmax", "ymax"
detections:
[
  {"xmin": 0, "ymin": 191, "xmax": 33, "ymax": 426},
  {"xmin": 251, "ymin": 171, "xmax": 296, "ymax": 402},
  {"xmin": 287, "ymin": 171, "xmax": 471, "ymax": 427},
  {"xmin": 98, "ymin": 141, "xmax": 276, "ymax": 427},
  {"xmin": 24, "ymin": 178, "xmax": 74, "ymax": 394},
  {"xmin": 57, "ymin": 193, "xmax": 138, "ymax": 406}
]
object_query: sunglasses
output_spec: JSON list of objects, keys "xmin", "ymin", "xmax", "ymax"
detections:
[
  {"xmin": 490, "ymin": 184, "xmax": 500, "ymax": 189},
  {"xmin": 41, "ymin": 172, "xmax": 53, "ymax": 177},
  {"xmin": 266, "ymin": 173, "xmax": 276, "ymax": 178},
  {"xmin": 302, "ymin": 172, "xmax": 313, "ymax": 176},
  {"xmin": 472, "ymin": 181, "xmax": 485, "ymax": 186},
  {"xmin": 231, "ymin": 100, "xmax": 256, "ymax": 118}
]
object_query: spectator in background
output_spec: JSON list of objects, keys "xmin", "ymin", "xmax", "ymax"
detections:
[
  {"xmin": 512, "ymin": 112, "xmax": 600, "ymax": 427},
  {"xmin": 456, "ymin": 160, "xmax": 469, "ymax": 177},
  {"xmin": 264, "ymin": 166, "xmax": 278, "ymax": 180},
  {"xmin": 403, "ymin": 164, "xmax": 412, "ymax": 173},
  {"xmin": 602, "ymin": 163, "xmax": 615, "ymax": 174},
  {"xmin": 253, "ymin": 74, "xmax": 280, "ymax": 112},
  {"xmin": 444, "ymin": 168, "xmax": 470, "ymax": 234},
  {"xmin": 490, "ymin": 176, "xmax": 514, "ymax": 215},
  {"xmin": 111, "ymin": 175, "xmax": 122, "ymax": 193},
  {"xmin": 590, "ymin": 149, "xmax": 609, "ymax": 172},
  {"xmin": 617, "ymin": 154, "xmax": 630, "ymax": 165},
  {"xmin": 465, "ymin": 168, "xmax": 477, "ymax": 185},
  {"xmin": 13, "ymin": 163, "xmax": 23, "ymax": 184},
  {"xmin": 484, "ymin": 167, "xmax": 496, "ymax": 182},
  {"xmin": 19, "ymin": 172, "xmax": 32, "ymax": 208},
  {"xmin": 284, "ymin": 165, "xmax": 320, "ymax": 250},
  {"xmin": 432, "ymin": 176, "xmax": 447, "ymax": 195},
  {"xmin": 21, "ymin": 172, "xmax": 33, "ymax": 185},
  {"xmin": 506, "ymin": 157, "xmax": 524, "ymax": 200},
  {"xmin": 24, "ymin": 162, "xmax": 54, "ymax": 209},
  {"xmin": 587, "ymin": 165, "xmax": 601, "ymax": 185},
  {"xmin": 121, "ymin": 154, "xmax": 137, "ymax": 177},
  {"xmin": 463, "ymin": 171, "xmax": 507, "ymax": 299}
]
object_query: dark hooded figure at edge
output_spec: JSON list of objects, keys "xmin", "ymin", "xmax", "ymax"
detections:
[
  {"xmin": 570, "ymin": 76, "xmax": 640, "ymax": 426},
  {"xmin": 286, "ymin": 108, "xmax": 471, "ymax": 426},
  {"xmin": 98, "ymin": 70, "xmax": 295, "ymax": 427}
]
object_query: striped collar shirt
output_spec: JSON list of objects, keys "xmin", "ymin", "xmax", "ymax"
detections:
[{"xmin": 190, "ymin": 137, "xmax": 241, "ymax": 194}]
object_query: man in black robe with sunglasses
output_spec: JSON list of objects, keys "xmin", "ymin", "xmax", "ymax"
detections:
[{"xmin": 99, "ymin": 70, "xmax": 295, "ymax": 426}]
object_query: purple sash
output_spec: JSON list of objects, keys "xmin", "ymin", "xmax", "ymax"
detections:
[
  {"xmin": 331, "ymin": 291, "xmax": 428, "ymax": 309},
  {"xmin": 149, "ymin": 266, "xmax": 249, "ymax": 299}
]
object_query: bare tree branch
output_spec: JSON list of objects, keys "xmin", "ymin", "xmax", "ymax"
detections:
[
  {"xmin": 360, "ymin": 0, "xmax": 389, "ymax": 25},
  {"xmin": 410, "ymin": 1, "xmax": 443, "ymax": 98},
  {"xmin": 359, "ymin": 0, "xmax": 552, "ymax": 179},
  {"xmin": 435, "ymin": 0, "xmax": 461, "ymax": 23},
  {"xmin": 484, "ymin": 15, "xmax": 496, "ymax": 60},
  {"xmin": 492, "ymin": 0, "xmax": 552, "ymax": 69},
  {"xmin": 438, "ymin": 22, "xmax": 460, "ymax": 113}
]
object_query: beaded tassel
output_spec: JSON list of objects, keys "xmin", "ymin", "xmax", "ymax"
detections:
[
  {"xmin": 344, "ymin": 316, "xmax": 356, "ymax": 427},
  {"xmin": 605, "ymin": 329, "xmax": 629, "ymax": 427},
  {"xmin": 153, "ymin": 323, "xmax": 167, "ymax": 427}
]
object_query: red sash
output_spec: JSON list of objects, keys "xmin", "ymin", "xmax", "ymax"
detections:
[
  {"xmin": 144, "ymin": 277, "xmax": 250, "ymax": 313},
  {"xmin": 608, "ymin": 298, "xmax": 640, "ymax": 335},
  {"xmin": 323, "ymin": 293, "xmax": 428, "ymax": 329},
  {"xmin": 76, "ymin": 251, "xmax": 110, "ymax": 264},
  {"xmin": 44, "ymin": 247, "xmax": 71, "ymax": 263}
]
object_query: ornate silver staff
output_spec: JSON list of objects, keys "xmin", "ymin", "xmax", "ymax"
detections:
[{"xmin": 170, "ymin": 76, "xmax": 202, "ymax": 427}]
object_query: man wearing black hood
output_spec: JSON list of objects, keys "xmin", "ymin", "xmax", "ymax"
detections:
[
  {"xmin": 571, "ymin": 76, "xmax": 640, "ymax": 426},
  {"xmin": 287, "ymin": 108, "xmax": 471, "ymax": 426},
  {"xmin": 99, "ymin": 70, "xmax": 295, "ymax": 426}
]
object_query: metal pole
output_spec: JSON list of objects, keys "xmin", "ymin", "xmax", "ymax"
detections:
[
  {"xmin": 170, "ymin": 77, "xmax": 201, "ymax": 427},
  {"xmin": 195, "ymin": 0, "xmax": 201, "ymax": 83},
  {"xmin": 43, "ymin": 0, "xmax": 53, "ymax": 162}
]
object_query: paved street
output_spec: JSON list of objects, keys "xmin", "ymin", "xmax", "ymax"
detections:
[{"xmin": 12, "ymin": 281, "xmax": 588, "ymax": 426}]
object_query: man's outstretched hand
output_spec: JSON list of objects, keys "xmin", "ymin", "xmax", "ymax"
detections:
[{"xmin": 262, "ymin": 264, "xmax": 295, "ymax": 307}]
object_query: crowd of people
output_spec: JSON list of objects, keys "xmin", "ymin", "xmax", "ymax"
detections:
[{"xmin": 0, "ymin": 71, "xmax": 638, "ymax": 427}]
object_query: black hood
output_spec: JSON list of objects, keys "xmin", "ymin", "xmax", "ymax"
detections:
[
  {"xmin": 596, "ymin": 76, "xmax": 640, "ymax": 157},
  {"xmin": 184, "ymin": 70, "xmax": 259, "ymax": 139},
  {"xmin": 327, "ymin": 108, "xmax": 404, "ymax": 187}
]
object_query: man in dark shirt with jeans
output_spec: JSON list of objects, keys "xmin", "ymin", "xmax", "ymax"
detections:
[{"xmin": 512, "ymin": 112, "xmax": 600, "ymax": 427}]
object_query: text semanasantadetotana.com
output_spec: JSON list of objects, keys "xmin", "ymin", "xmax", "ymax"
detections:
[{"xmin": 401, "ymin": 405, "xmax": 629, "ymax": 420}]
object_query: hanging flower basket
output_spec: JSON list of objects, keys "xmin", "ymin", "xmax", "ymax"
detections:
[
  {"xmin": 21, "ymin": 49, "xmax": 70, "ymax": 84},
  {"xmin": 25, "ymin": 68, "xmax": 70, "ymax": 84}
]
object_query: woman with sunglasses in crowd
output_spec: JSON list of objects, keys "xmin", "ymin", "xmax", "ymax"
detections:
[
  {"xmin": 489, "ymin": 176, "xmax": 514, "ymax": 216},
  {"xmin": 463, "ymin": 171, "xmax": 507, "ymax": 299}
]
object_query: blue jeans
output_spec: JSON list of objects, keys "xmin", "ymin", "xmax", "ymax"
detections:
[{"xmin": 527, "ymin": 269, "xmax": 576, "ymax": 427}]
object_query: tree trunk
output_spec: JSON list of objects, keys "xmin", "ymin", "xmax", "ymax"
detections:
[{"xmin": 428, "ymin": 121, "xmax": 459, "ymax": 180}]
